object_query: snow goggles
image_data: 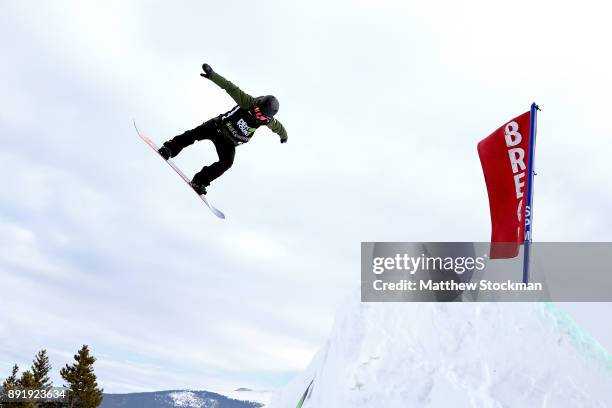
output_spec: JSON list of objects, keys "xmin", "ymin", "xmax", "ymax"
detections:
[{"xmin": 253, "ymin": 106, "xmax": 269, "ymax": 121}]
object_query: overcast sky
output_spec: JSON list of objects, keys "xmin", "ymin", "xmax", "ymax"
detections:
[{"xmin": 1, "ymin": 0, "xmax": 611, "ymax": 394}]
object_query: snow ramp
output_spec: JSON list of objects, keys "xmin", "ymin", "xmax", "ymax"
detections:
[{"xmin": 270, "ymin": 300, "xmax": 612, "ymax": 407}]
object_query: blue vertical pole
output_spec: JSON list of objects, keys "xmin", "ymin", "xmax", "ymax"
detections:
[{"xmin": 522, "ymin": 102, "xmax": 539, "ymax": 283}]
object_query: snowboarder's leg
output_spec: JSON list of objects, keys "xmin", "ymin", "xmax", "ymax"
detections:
[
  {"xmin": 159, "ymin": 120, "xmax": 217, "ymax": 159},
  {"xmin": 191, "ymin": 134, "xmax": 236, "ymax": 194}
]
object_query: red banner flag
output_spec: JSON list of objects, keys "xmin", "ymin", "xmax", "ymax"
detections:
[{"xmin": 478, "ymin": 111, "xmax": 532, "ymax": 259}]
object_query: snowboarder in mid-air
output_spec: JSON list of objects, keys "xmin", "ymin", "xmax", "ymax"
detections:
[{"xmin": 157, "ymin": 63, "xmax": 288, "ymax": 195}]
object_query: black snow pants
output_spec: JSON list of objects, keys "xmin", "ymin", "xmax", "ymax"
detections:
[{"xmin": 164, "ymin": 119, "xmax": 236, "ymax": 186}]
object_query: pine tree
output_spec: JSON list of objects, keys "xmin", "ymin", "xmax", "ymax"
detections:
[
  {"xmin": 31, "ymin": 350, "xmax": 52, "ymax": 390},
  {"xmin": 2, "ymin": 352, "xmax": 54, "ymax": 408},
  {"xmin": 15, "ymin": 370, "xmax": 37, "ymax": 408},
  {"xmin": 1, "ymin": 364, "xmax": 20, "ymax": 405},
  {"xmin": 60, "ymin": 345, "xmax": 103, "ymax": 408},
  {"xmin": 2, "ymin": 364, "xmax": 20, "ymax": 389},
  {"xmin": 18, "ymin": 371, "xmax": 36, "ymax": 389}
]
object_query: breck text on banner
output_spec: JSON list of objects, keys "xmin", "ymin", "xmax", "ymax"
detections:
[{"xmin": 478, "ymin": 111, "xmax": 532, "ymax": 259}]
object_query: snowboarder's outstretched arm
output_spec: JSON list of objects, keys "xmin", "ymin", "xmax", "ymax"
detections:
[
  {"xmin": 267, "ymin": 119, "xmax": 288, "ymax": 143},
  {"xmin": 201, "ymin": 64, "xmax": 254, "ymax": 109}
]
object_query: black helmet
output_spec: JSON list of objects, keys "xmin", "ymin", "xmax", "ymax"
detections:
[{"xmin": 255, "ymin": 95, "xmax": 279, "ymax": 118}]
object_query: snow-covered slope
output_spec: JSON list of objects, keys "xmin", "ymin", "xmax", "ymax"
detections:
[{"xmin": 271, "ymin": 300, "xmax": 612, "ymax": 407}]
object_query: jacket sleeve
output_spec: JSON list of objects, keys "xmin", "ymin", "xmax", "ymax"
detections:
[
  {"xmin": 208, "ymin": 72, "xmax": 255, "ymax": 109},
  {"xmin": 266, "ymin": 118, "xmax": 288, "ymax": 142}
]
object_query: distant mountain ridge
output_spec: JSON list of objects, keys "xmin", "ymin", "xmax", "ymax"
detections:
[{"xmin": 100, "ymin": 389, "xmax": 263, "ymax": 408}]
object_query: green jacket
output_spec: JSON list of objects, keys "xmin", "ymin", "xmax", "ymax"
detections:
[{"xmin": 209, "ymin": 72, "xmax": 287, "ymax": 144}]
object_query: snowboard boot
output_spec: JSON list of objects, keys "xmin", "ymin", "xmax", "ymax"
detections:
[
  {"xmin": 190, "ymin": 181, "xmax": 208, "ymax": 195},
  {"xmin": 190, "ymin": 171, "xmax": 210, "ymax": 196},
  {"xmin": 158, "ymin": 145, "xmax": 173, "ymax": 160}
]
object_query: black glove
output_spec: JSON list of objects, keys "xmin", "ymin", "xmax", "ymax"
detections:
[
  {"xmin": 200, "ymin": 63, "xmax": 214, "ymax": 78},
  {"xmin": 280, "ymin": 137, "xmax": 288, "ymax": 144}
]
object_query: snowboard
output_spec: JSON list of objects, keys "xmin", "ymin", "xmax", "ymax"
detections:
[{"xmin": 133, "ymin": 120, "xmax": 226, "ymax": 219}]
